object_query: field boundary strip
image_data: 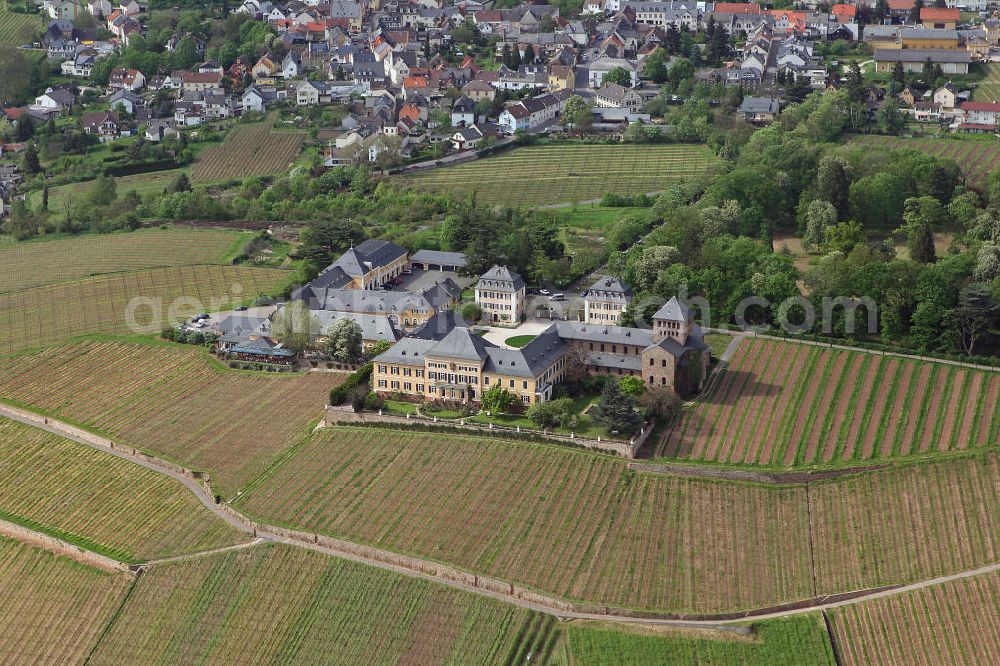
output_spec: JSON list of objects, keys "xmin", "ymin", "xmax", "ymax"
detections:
[
  {"xmin": 0, "ymin": 516, "xmax": 130, "ymax": 575},
  {"xmin": 9, "ymin": 401, "xmax": 1000, "ymax": 630}
]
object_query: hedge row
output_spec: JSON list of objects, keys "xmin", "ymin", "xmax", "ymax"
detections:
[{"xmin": 329, "ymin": 363, "xmax": 373, "ymax": 405}]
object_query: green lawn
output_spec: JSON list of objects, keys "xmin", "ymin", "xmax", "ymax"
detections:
[
  {"xmin": 30, "ymin": 168, "xmax": 192, "ymax": 221},
  {"xmin": 704, "ymin": 332, "xmax": 735, "ymax": 358},
  {"xmin": 504, "ymin": 335, "xmax": 537, "ymax": 348},
  {"xmin": 562, "ymin": 615, "xmax": 834, "ymax": 666},
  {"xmin": 384, "ymin": 399, "xmax": 418, "ymax": 415},
  {"xmin": 468, "ymin": 395, "xmax": 617, "ymax": 440}
]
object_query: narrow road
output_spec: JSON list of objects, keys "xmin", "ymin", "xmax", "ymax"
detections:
[{"xmin": 4, "ymin": 402, "xmax": 1000, "ymax": 631}]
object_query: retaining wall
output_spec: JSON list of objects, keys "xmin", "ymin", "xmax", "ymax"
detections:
[
  {"xmin": 0, "ymin": 518, "xmax": 131, "ymax": 575},
  {"xmin": 324, "ymin": 406, "xmax": 651, "ymax": 458}
]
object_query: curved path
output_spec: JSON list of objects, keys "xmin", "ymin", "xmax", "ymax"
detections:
[{"xmin": 2, "ymin": 402, "xmax": 999, "ymax": 631}]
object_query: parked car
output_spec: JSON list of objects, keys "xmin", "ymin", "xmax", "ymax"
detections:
[
  {"xmin": 235, "ymin": 306, "xmax": 248, "ymax": 312},
  {"xmin": 549, "ymin": 293, "xmax": 565, "ymax": 301},
  {"xmin": 539, "ymin": 289, "xmax": 551, "ymax": 296}
]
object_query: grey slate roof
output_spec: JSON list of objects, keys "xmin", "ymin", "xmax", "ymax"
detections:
[
  {"xmin": 873, "ymin": 48, "xmax": 970, "ymax": 64},
  {"xmin": 314, "ymin": 311, "xmax": 401, "ymax": 343},
  {"xmin": 374, "ymin": 336, "xmax": 437, "ymax": 364},
  {"xmin": 410, "ymin": 249, "xmax": 468, "ymax": 268},
  {"xmin": 300, "ymin": 288, "xmax": 434, "ymax": 315},
  {"xmin": 409, "ymin": 309, "xmax": 470, "ymax": 341},
  {"xmin": 653, "ymin": 296, "xmax": 691, "ymax": 322},
  {"xmin": 585, "ymin": 276, "xmax": 632, "ymax": 301},
  {"xmin": 738, "ymin": 97, "xmax": 780, "ymax": 114},
  {"xmin": 420, "ymin": 278, "xmax": 462, "ymax": 309},
  {"xmin": 476, "ymin": 265, "xmax": 525, "ymax": 292},
  {"xmin": 552, "ymin": 320, "xmax": 654, "ymax": 347},
  {"xmin": 216, "ymin": 315, "xmax": 268, "ymax": 337},
  {"xmin": 483, "ymin": 326, "xmax": 567, "ymax": 377},
  {"xmin": 426, "ymin": 326, "xmax": 497, "ymax": 362}
]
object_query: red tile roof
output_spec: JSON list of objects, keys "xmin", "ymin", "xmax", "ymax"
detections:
[
  {"xmin": 920, "ymin": 7, "xmax": 959, "ymax": 20},
  {"xmin": 831, "ymin": 3, "xmax": 856, "ymax": 17},
  {"xmin": 887, "ymin": 0, "xmax": 913, "ymax": 10},
  {"xmin": 713, "ymin": 2, "xmax": 761, "ymax": 14},
  {"xmin": 961, "ymin": 101, "xmax": 1000, "ymax": 112}
]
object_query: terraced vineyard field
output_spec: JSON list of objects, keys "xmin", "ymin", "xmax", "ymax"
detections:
[
  {"xmin": 0, "ymin": 264, "xmax": 288, "ymax": 354},
  {"xmin": 850, "ymin": 135, "xmax": 1000, "ymax": 190},
  {"xmin": 402, "ymin": 144, "xmax": 720, "ymax": 206},
  {"xmin": 974, "ymin": 62, "xmax": 1000, "ymax": 102},
  {"xmin": 810, "ymin": 454, "xmax": 1000, "ymax": 594},
  {"xmin": 661, "ymin": 338, "xmax": 999, "ymax": 467},
  {"xmin": 236, "ymin": 427, "xmax": 815, "ymax": 614},
  {"xmin": 565, "ymin": 616, "xmax": 834, "ymax": 665},
  {"xmin": 0, "ymin": 228, "xmax": 250, "ymax": 294},
  {"xmin": 830, "ymin": 571, "xmax": 1000, "ymax": 665},
  {"xmin": 191, "ymin": 122, "xmax": 305, "ymax": 181},
  {"xmin": 89, "ymin": 543, "xmax": 539, "ymax": 665},
  {"xmin": 0, "ymin": 536, "xmax": 129, "ymax": 663},
  {"xmin": 0, "ymin": 417, "xmax": 249, "ymax": 562},
  {"xmin": 235, "ymin": 427, "xmax": 1000, "ymax": 614},
  {"xmin": 0, "ymin": 341, "xmax": 342, "ymax": 495},
  {"xmin": 0, "ymin": 1, "xmax": 40, "ymax": 45}
]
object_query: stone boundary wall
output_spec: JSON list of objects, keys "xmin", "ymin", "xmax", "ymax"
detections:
[
  {"xmin": 0, "ymin": 518, "xmax": 131, "ymax": 575},
  {"xmin": 323, "ymin": 406, "xmax": 653, "ymax": 458}
]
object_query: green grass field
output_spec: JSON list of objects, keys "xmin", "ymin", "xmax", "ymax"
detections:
[
  {"xmin": 0, "ymin": 0, "xmax": 41, "ymax": 45},
  {"xmin": 563, "ymin": 616, "xmax": 834, "ymax": 665},
  {"xmin": 0, "ymin": 264, "xmax": 289, "ymax": 354},
  {"xmin": 0, "ymin": 536, "xmax": 130, "ymax": 663},
  {"xmin": 0, "ymin": 416, "xmax": 249, "ymax": 562},
  {"xmin": 30, "ymin": 168, "xmax": 192, "ymax": 219},
  {"xmin": 88, "ymin": 542, "xmax": 541, "ymax": 664},
  {"xmin": 557, "ymin": 206, "xmax": 650, "ymax": 256},
  {"xmin": 402, "ymin": 144, "xmax": 719, "ymax": 206},
  {"xmin": 0, "ymin": 228, "xmax": 251, "ymax": 294}
]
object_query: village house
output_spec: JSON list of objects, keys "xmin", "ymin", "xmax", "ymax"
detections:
[
  {"xmin": 738, "ymin": 96, "xmax": 779, "ymax": 124},
  {"xmin": 108, "ymin": 67, "xmax": 146, "ymax": 91},
  {"xmin": 595, "ymin": 82, "xmax": 643, "ymax": 113},
  {"xmin": 82, "ymin": 110, "xmax": 125, "ymax": 141},
  {"xmin": 583, "ymin": 276, "xmax": 633, "ymax": 325},
  {"xmin": 475, "ymin": 265, "xmax": 526, "ymax": 327}
]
